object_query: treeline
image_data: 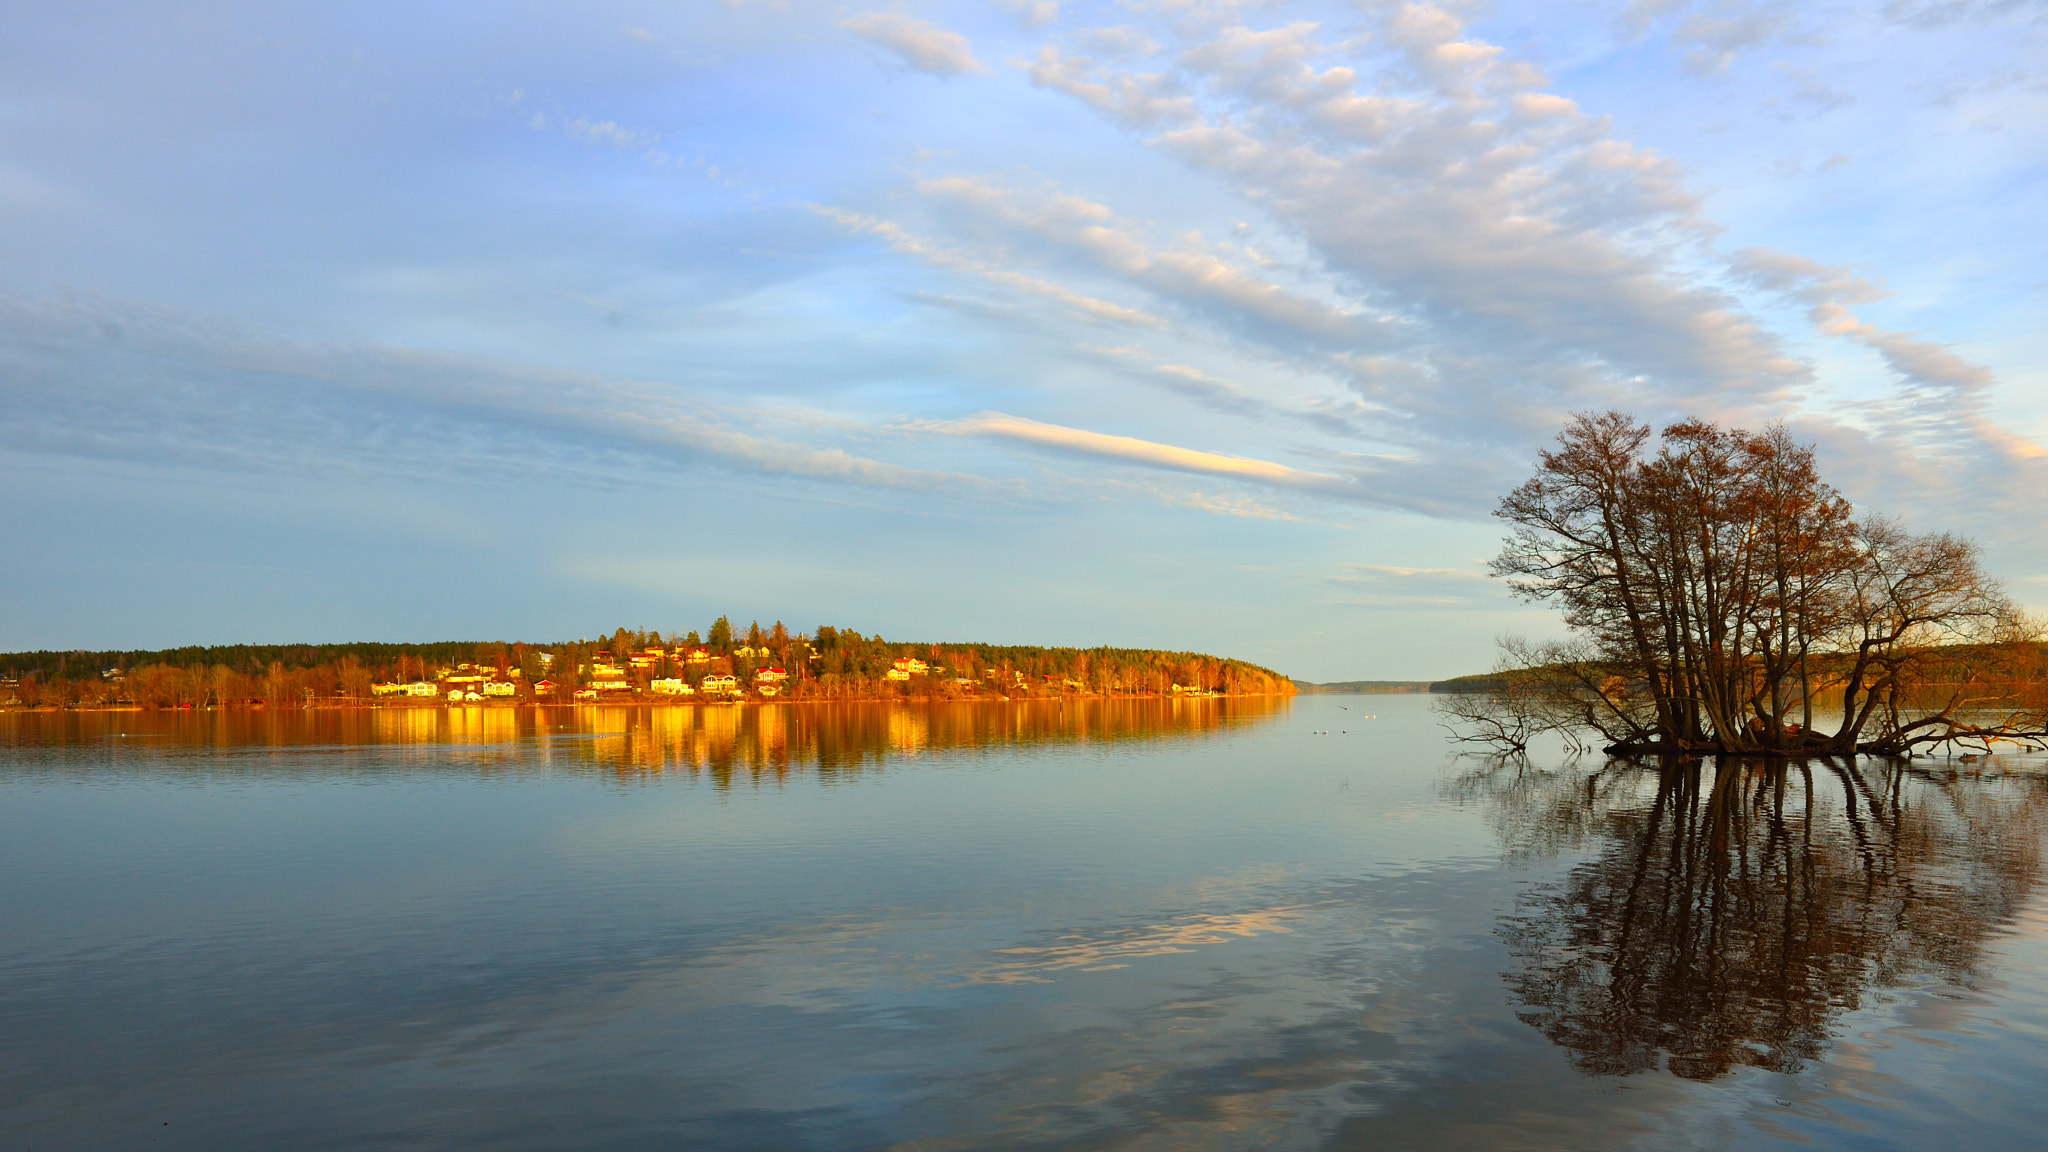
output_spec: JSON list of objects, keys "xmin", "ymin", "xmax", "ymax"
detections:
[{"xmin": 0, "ymin": 620, "xmax": 1294, "ymax": 708}]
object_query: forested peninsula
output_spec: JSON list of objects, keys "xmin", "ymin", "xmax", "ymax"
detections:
[{"xmin": 0, "ymin": 620, "xmax": 1295, "ymax": 709}]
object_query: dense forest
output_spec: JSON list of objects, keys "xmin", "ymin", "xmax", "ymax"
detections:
[{"xmin": 0, "ymin": 620, "xmax": 1294, "ymax": 708}]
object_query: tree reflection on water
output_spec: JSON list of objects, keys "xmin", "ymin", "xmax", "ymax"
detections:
[{"xmin": 1456, "ymin": 755, "xmax": 2048, "ymax": 1081}]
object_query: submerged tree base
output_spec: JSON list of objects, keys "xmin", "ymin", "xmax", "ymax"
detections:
[{"xmin": 1449, "ymin": 411, "xmax": 2047, "ymax": 760}]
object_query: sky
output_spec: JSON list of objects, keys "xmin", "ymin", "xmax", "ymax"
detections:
[{"xmin": 1, "ymin": 0, "xmax": 2043, "ymax": 681}]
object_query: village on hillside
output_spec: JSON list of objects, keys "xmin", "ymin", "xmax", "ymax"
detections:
[
  {"xmin": 377, "ymin": 641, "xmax": 1240, "ymax": 704},
  {"xmin": 385, "ymin": 642, "xmax": 942, "ymax": 703},
  {"xmin": 0, "ymin": 621, "xmax": 1295, "ymax": 709}
]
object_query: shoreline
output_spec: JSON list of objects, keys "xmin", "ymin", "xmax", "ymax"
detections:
[{"xmin": 1, "ymin": 691, "xmax": 1294, "ymax": 714}]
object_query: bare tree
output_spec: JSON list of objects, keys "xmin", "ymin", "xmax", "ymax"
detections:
[{"xmin": 1469, "ymin": 411, "xmax": 2045, "ymax": 756}]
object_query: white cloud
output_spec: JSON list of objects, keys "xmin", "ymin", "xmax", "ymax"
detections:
[
  {"xmin": 568, "ymin": 118, "xmax": 658, "ymax": 148},
  {"xmin": 937, "ymin": 410, "xmax": 1344, "ymax": 488},
  {"xmin": 918, "ymin": 174, "xmax": 1369, "ymax": 343},
  {"xmin": 813, "ymin": 204, "xmax": 1162, "ymax": 326},
  {"xmin": 1732, "ymin": 246, "xmax": 2048, "ymax": 519},
  {"xmin": 1171, "ymin": 490, "xmax": 1300, "ymax": 520},
  {"xmin": 1002, "ymin": 4, "xmax": 1813, "ymax": 485},
  {"xmin": 1671, "ymin": 3, "xmax": 1793, "ymax": 77},
  {"xmin": 995, "ymin": 0, "xmax": 1059, "ymax": 31},
  {"xmin": 842, "ymin": 12, "xmax": 988, "ymax": 76}
]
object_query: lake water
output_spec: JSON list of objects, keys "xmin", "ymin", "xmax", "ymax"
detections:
[{"xmin": 4, "ymin": 695, "xmax": 2046, "ymax": 1150}]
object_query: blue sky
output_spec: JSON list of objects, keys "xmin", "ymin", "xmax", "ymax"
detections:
[{"xmin": 2, "ymin": 0, "xmax": 2043, "ymax": 680}]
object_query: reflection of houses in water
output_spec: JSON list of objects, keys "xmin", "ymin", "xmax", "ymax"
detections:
[
  {"xmin": 372, "ymin": 705, "xmax": 527, "ymax": 747},
  {"xmin": 546, "ymin": 697, "xmax": 1289, "ymax": 786},
  {"xmin": 375, "ymin": 707, "xmax": 444, "ymax": 745},
  {"xmin": 1464, "ymin": 757, "xmax": 2048, "ymax": 1081},
  {"xmin": 24, "ymin": 698, "xmax": 1290, "ymax": 786},
  {"xmin": 4, "ymin": 697, "xmax": 1295, "ymax": 790},
  {"xmin": 887, "ymin": 709, "xmax": 930, "ymax": 754}
]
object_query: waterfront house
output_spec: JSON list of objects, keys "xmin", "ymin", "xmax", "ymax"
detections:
[
  {"xmin": 700, "ymin": 674, "xmax": 739, "ymax": 694},
  {"xmin": 650, "ymin": 678, "xmax": 694, "ymax": 696}
]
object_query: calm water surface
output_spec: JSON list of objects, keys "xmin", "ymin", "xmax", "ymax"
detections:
[{"xmin": 3, "ymin": 696, "xmax": 2046, "ymax": 1150}]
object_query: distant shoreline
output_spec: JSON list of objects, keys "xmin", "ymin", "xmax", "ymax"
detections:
[{"xmin": 1290, "ymin": 680, "xmax": 1433, "ymax": 694}]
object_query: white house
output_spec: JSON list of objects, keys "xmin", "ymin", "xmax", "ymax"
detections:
[{"xmin": 650, "ymin": 678, "xmax": 694, "ymax": 696}]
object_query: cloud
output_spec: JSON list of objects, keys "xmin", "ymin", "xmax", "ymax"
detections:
[
  {"xmin": 1339, "ymin": 563, "xmax": 1488, "ymax": 581},
  {"xmin": 995, "ymin": 0, "xmax": 1059, "ymax": 30},
  {"xmin": 1672, "ymin": 3, "xmax": 1793, "ymax": 76},
  {"xmin": 1171, "ymin": 490, "xmax": 1301, "ymax": 520},
  {"xmin": 1881, "ymin": 0, "xmax": 2039, "ymax": 28},
  {"xmin": 1007, "ymin": 5, "xmax": 1810, "ymax": 477},
  {"xmin": 813, "ymin": 204, "xmax": 1162, "ymax": 326},
  {"xmin": 841, "ymin": 13, "xmax": 987, "ymax": 75},
  {"xmin": 918, "ymin": 174, "xmax": 1371, "ymax": 344},
  {"xmin": 1731, "ymin": 247, "xmax": 2048, "ymax": 517},
  {"xmin": 938, "ymin": 410, "xmax": 1343, "ymax": 487},
  {"xmin": 0, "ymin": 293, "xmax": 986, "ymax": 496},
  {"xmin": 1773, "ymin": 64, "xmax": 1855, "ymax": 115},
  {"xmin": 1320, "ymin": 560, "xmax": 1502, "ymax": 609},
  {"xmin": 568, "ymin": 118, "xmax": 658, "ymax": 148},
  {"xmin": 1023, "ymin": 45, "xmax": 1198, "ymax": 128}
]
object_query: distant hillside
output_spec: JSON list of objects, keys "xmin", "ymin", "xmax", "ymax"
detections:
[
  {"xmin": 1292, "ymin": 674, "xmax": 1507, "ymax": 694},
  {"xmin": 1291, "ymin": 680, "xmax": 1433, "ymax": 694},
  {"xmin": 1425, "ymin": 673, "xmax": 1506, "ymax": 694}
]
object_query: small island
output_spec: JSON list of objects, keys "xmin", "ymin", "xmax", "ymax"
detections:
[{"xmin": 0, "ymin": 618, "xmax": 1295, "ymax": 709}]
